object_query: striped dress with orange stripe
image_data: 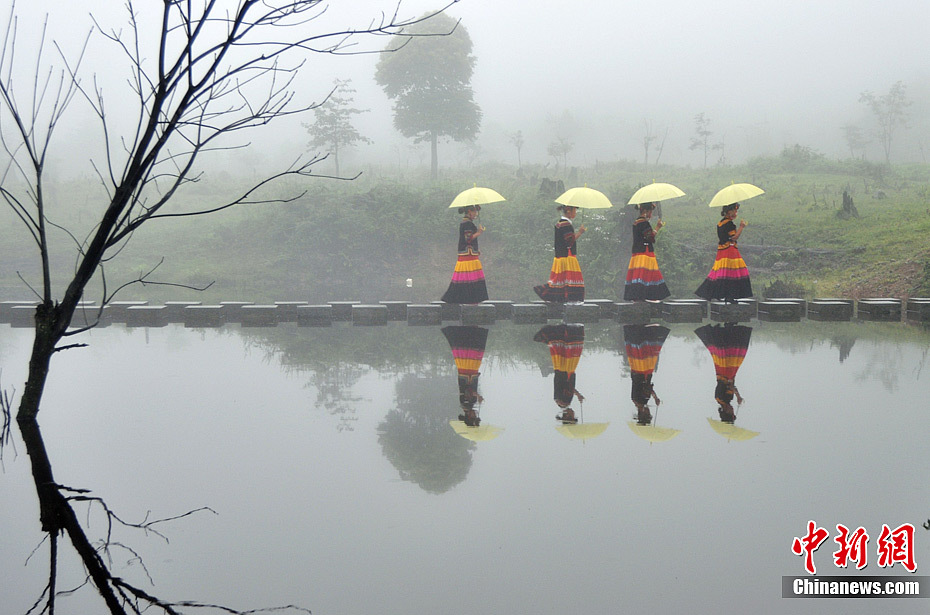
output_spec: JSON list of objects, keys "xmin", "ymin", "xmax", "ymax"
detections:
[{"xmin": 695, "ymin": 219, "xmax": 752, "ymax": 301}]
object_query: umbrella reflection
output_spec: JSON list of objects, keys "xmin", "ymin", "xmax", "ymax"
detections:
[
  {"xmin": 695, "ymin": 323, "xmax": 758, "ymax": 440},
  {"xmin": 556, "ymin": 422, "xmax": 609, "ymax": 441}
]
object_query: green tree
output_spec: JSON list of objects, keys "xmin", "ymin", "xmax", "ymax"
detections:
[
  {"xmin": 859, "ymin": 81, "xmax": 911, "ymax": 164},
  {"xmin": 375, "ymin": 12, "xmax": 481, "ymax": 180},
  {"xmin": 305, "ymin": 78, "xmax": 371, "ymax": 176}
]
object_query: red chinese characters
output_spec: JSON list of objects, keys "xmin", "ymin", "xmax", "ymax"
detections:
[
  {"xmin": 792, "ymin": 520, "xmax": 830, "ymax": 575},
  {"xmin": 792, "ymin": 521, "xmax": 918, "ymax": 574},
  {"xmin": 877, "ymin": 523, "xmax": 916, "ymax": 572},
  {"xmin": 833, "ymin": 524, "xmax": 869, "ymax": 570}
]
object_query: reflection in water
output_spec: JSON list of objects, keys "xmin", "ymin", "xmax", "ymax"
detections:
[
  {"xmin": 2, "ymin": 322, "xmax": 929, "ymax": 615},
  {"xmin": 376, "ymin": 326, "xmax": 496, "ymax": 494},
  {"xmin": 377, "ymin": 372, "xmax": 474, "ymax": 494},
  {"xmin": 310, "ymin": 363, "xmax": 366, "ymax": 432},
  {"xmin": 441, "ymin": 326, "xmax": 487, "ymax": 427},
  {"xmin": 534, "ymin": 324, "xmax": 586, "ymax": 424},
  {"xmin": 831, "ymin": 335, "xmax": 856, "ymax": 363},
  {"xmin": 622, "ymin": 324, "xmax": 680, "ymax": 443},
  {"xmin": 16, "ymin": 417, "xmax": 233, "ymax": 615},
  {"xmin": 695, "ymin": 323, "xmax": 759, "ymax": 441},
  {"xmin": 441, "ymin": 326, "xmax": 503, "ymax": 442},
  {"xmin": 623, "ymin": 324, "xmax": 670, "ymax": 424}
]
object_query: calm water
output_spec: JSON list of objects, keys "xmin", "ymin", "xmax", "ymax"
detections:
[{"xmin": 0, "ymin": 319, "xmax": 928, "ymax": 614}]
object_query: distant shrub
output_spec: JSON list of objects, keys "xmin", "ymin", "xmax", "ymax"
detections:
[
  {"xmin": 748, "ymin": 144, "xmax": 833, "ymax": 174},
  {"xmin": 762, "ymin": 277, "xmax": 807, "ymax": 298}
]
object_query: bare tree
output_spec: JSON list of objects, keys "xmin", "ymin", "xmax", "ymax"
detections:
[
  {"xmin": 1, "ymin": 1, "xmax": 455, "ymax": 612},
  {"xmin": 642, "ymin": 120, "xmax": 657, "ymax": 169},
  {"xmin": 1, "ymin": 0, "xmax": 453, "ymax": 423},
  {"xmin": 653, "ymin": 126, "xmax": 669, "ymax": 168}
]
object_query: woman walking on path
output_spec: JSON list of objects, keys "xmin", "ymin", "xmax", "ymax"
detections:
[
  {"xmin": 623, "ymin": 202, "xmax": 671, "ymax": 301},
  {"xmin": 441, "ymin": 205, "xmax": 489, "ymax": 304},
  {"xmin": 695, "ymin": 203, "xmax": 752, "ymax": 302},
  {"xmin": 533, "ymin": 205, "xmax": 586, "ymax": 303}
]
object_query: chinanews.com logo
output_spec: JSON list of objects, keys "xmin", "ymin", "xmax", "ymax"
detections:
[{"xmin": 782, "ymin": 520, "xmax": 930, "ymax": 598}]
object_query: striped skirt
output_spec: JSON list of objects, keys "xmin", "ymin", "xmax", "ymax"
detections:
[
  {"xmin": 624, "ymin": 251, "xmax": 671, "ymax": 301},
  {"xmin": 441, "ymin": 254, "xmax": 489, "ymax": 304},
  {"xmin": 534, "ymin": 255, "xmax": 585, "ymax": 303},
  {"xmin": 695, "ymin": 245, "xmax": 752, "ymax": 301},
  {"xmin": 623, "ymin": 324, "xmax": 670, "ymax": 376},
  {"xmin": 695, "ymin": 324, "xmax": 752, "ymax": 381}
]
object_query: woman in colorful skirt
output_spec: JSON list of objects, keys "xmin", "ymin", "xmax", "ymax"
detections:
[
  {"xmin": 695, "ymin": 203, "xmax": 752, "ymax": 302},
  {"xmin": 695, "ymin": 323, "xmax": 751, "ymax": 423},
  {"xmin": 441, "ymin": 325, "xmax": 488, "ymax": 426},
  {"xmin": 533, "ymin": 205, "xmax": 586, "ymax": 303},
  {"xmin": 534, "ymin": 323, "xmax": 585, "ymax": 423},
  {"xmin": 623, "ymin": 202, "xmax": 671, "ymax": 301},
  {"xmin": 623, "ymin": 323, "xmax": 670, "ymax": 425},
  {"xmin": 441, "ymin": 205, "xmax": 489, "ymax": 304}
]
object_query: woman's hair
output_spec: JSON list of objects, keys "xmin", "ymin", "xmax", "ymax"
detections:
[
  {"xmin": 720, "ymin": 203, "xmax": 739, "ymax": 216},
  {"xmin": 557, "ymin": 204, "xmax": 577, "ymax": 213},
  {"xmin": 636, "ymin": 202, "xmax": 656, "ymax": 213},
  {"xmin": 458, "ymin": 204, "xmax": 481, "ymax": 215}
]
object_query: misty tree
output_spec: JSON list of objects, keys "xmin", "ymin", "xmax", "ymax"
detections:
[
  {"xmin": 689, "ymin": 112, "xmax": 717, "ymax": 169},
  {"xmin": 859, "ymin": 81, "xmax": 911, "ymax": 164},
  {"xmin": 304, "ymin": 78, "xmax": 371, "ymax": 177},
  {"xmin": 714, "ymin": 135, "xmax": 726, "ymax": 166},
  {"xmin": 0, "ymin": 1, "xmax": 454, "ymax": 612},
  {"xmin": 510, "ymin": 130, "xmax": 525, "ymax": 168},
  {"xmin": 642, "ymin": 120, "xmax": 669, "ymax": 169},
  {"xmin": 840, "ymin": 123, "xmax": 871, "ymax": 160},
  {"xmin": 547, "ymin": 137, "xmax": 574, "ymax": 172},
  {"xmin": 643, "ymin": 120, "xmax": 657, "ymax": 169},
  {"xmin": 375, "ymin": 12, "xmax": 481, "ymax": 180}
]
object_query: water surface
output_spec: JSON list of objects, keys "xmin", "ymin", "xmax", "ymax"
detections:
[{"xmin": 0, "ymin": 320, "xmax": 927, "ymax": 614}]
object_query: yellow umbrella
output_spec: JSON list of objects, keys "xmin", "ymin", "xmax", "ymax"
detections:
[
  {"xmin": 555, "ymin": 185, "xmax": 613, "ymax": 209},
  {"xmin": 449, "ymin": 420, "xmax": 503, "ymax": 442},
  {"xmin": 626, "ymin": 421, "xmax": 681, "ymax": 443},
  {"xmin": 708, "ymin": 182, "xmax": 764, "ymax": 207},
  {"xmin": 706, "ymin": 417, "xmax": 759, "ymax": 442},
  {"xmin": 449, "ymin": 185, "xmax": 507, "ymax": 209},
  {"xmin": 555, "ymin": 422, "xmax": 609, "ymax": 441},
  {"xmin": 628, "ymin": 182, "xmax": 686, "ymax": 205}
]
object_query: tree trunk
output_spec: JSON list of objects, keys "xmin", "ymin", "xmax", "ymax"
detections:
[
  {"xmin": 430, "ymin": 131, "xmax": 438, "ymax": 180},
  {"xmin": 17, "ymin": 303, "xmax": 63, "ymax": 422}
]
